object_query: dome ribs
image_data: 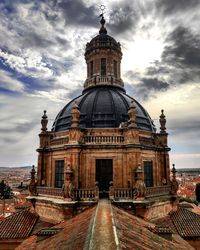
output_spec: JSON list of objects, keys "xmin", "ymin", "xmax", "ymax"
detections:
[{"xmin": 52, "ymin": 87, "xmax": 155, "ymax": 132}]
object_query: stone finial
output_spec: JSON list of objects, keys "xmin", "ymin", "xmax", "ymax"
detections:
[
  {"xmin": 171, "ymin": 164, "xmax": 178, "ymax": 195},
  {"xmin": 41, "ymin": 110, "xmax": 48, "ymax": 132},
  {"xmin": 171, "ymin": 164, "xmax": 177, "ymax": 181},
  {"xmin": 29, "ymin": 165, "xmax": 37, "ymax": 196},
  {"xmin": 128, "ymin": 101, "xmax": 137, "ymax": 128},
  {"xmin": 159, "ymin": 109, "xmax": 166, "ymax": 133},
  {"xmin": 31, "ymin": 165, "xmax": 36, "ymax": 181},
  {"xmin": 71, "ymin": 102, "xmax": 80, "ymax": 128}
]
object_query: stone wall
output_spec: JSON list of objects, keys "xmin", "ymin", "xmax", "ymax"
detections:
[
  {"xmin": 37, "ymin": 127, "xmax": 170, "ymax": 191},
  {"xmin": 135, "ymin": 200, "xmax": 174, "ymax": 220},
  {"xmin": 33, "ymin": 198, "xmax": 76, "ymax": 223}
]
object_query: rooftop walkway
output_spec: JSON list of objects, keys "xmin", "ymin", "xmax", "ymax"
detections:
[{"xmin": 89, "ymin": 199, "xmax": 118, "ymax": 250}]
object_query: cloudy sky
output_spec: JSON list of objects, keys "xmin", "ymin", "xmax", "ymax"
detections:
[{"xmin": 0, "ymin": 0, "xmax": 200, "ymax": 169}]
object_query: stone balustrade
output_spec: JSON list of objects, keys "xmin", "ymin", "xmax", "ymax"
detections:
[
  {"xmin": 36, "ymin": 186, "xmax": 98, "ymax": 201},
  {"xmin": 36, "ymin": 185, "xmax": 172, "ymax": 201},
  {"xmin": 84, "ymin": 135, "xmax": 124, "ymax": 144},
  {"xmin": 74, "ymin": 188, "xmax": 98, "ymax": 200},
  {"xmin": 110, "ymin": 185, "xmax": 172, "ymax": 200},
  {"xmin": 113, "ymin": 188, "xmax": 137, "ymax": 200},
  {"xmin": 37, "ymin": 186, "xmax": 63, "ymax": 197},
  {"xmin": 145, "ymin": 185, "xmax": 172, "ymax": 197},
  {"xmin": 84, "ymin": 76, "xmax": 123, "ymax": 88},
  {"xmin": 98, "ymin": 76, "xmax": 110, "ymax": 83}
]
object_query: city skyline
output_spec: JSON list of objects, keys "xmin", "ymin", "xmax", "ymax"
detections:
[{"xmin": 0, "ymin": 0, "xmax": 199, "ymax": 168}]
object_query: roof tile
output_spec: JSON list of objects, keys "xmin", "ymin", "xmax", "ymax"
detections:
[
  {"xmin": 112, "ymin": 206, "xmax": 193, "ymax": 250},
  {"xmin": 16, "ymin": 207, "xmax": 96, "ymax": 250},
  {"xmin": 170, "ymin": 207, "xmax": 200, "ymax": 237},
  {"xmin": 0, "ymin": 209, "xmax": 38, "ymax": 239}
]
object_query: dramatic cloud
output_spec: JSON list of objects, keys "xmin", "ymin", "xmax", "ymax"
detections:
[
  {"xmin": 156, "ymin": 0, "xmax": 200, "ymax": 15},
  {"xmin": 163, "ymin": 26, "xmax": 200, "ymax": 68},
  {"xmin": 57, "ymin": 0, "xmax": 97, "ymax": 27},
  {"xmin": 108, "ymin": 3, "xmax": 138, "ymax": 35},
  {"xmin": 126, "ymin": 25, "xmax": 200, "ymax": 100},
  {"xmin": 0, "ymin": 69, "xmax": 25, "ymax": 93},
  {"xmin": 0, "ymin": 0, "xmax": 199, "ymax": 168}
]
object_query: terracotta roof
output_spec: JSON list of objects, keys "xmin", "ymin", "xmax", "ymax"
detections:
[
  {"xmin": 0, "ymin": 209, "xmax": 39, "ymax": 239},
  {"xmin": 15, "ymin": 204, "xmax": 195, "ymax": 250},
  {"xmin": 112, "ymin": 206, "xmax": 192, "ymax": 250},
  {"xmin": 16, "ymin": 207, "xmax": 96, "ymax": 250},
  {"xmin": 170, "ymin": 207, "xmax": 200, "ymax": 237},
  {"xmin": 154, "ymin": 207, "xmax": 200, "ymax": 238},
  {"xmin": 152, "ymin": 215, "xmax": 177, "ymax": 234}
]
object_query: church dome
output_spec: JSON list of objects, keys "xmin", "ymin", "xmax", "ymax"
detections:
[
  {"xmin": 52, "ymin": 86, "xmax": 155, "ymax": 132},
  {"xmin": 52, "ymin": 15, "xmax": 155, "ymax": 133}
]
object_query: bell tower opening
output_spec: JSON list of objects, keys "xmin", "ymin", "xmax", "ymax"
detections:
[{"xmin": 96, "ymin": 159, "xmax": 113, "ymax": 198}]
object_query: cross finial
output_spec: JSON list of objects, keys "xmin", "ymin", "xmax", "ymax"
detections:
[
  {"xmin": 99, "ymin": 5, "xmax": 107, "ymax": 35},
  {"xmin": 100, "ymin": 4, "xmax": 106, "ymax": 15}
]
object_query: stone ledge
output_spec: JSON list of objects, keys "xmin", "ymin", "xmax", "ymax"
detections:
[{"xmin": 27, "ymin": 196, "xmax": 77, "ymax": 206}]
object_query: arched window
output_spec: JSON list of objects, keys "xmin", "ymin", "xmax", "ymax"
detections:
[{"xmin": 101, "ymin": 58, "xmax": 106, "ymax": 76}]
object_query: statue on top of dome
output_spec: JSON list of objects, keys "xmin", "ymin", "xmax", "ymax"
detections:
[
  {"xmin": 159, "ymin": 109, "xmax": 166, "ymax": 133},
  {"xmin": 41, "ymin": 110, "xmax": 48, "ymax": 132}
]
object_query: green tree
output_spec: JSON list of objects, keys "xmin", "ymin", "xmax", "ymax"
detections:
[
  {"xmin": 179, "ymin": 197, "xmax": 198, "ymax": 206},
  {"xmin": 195, "ymin": 183, "xmax": 200, "ymax": 203},
  {"xmin": 0, "ymin": 180, "xmax": 13, "ymax": 199}
]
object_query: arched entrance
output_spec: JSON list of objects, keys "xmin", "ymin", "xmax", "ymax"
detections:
[{"xmin": 96, "ymin": 159, "xmax": 113, "ymax": 198}]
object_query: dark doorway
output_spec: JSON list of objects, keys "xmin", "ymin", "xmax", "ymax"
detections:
[{"xmin": 96, "ymin": 159, "xmax": 113, "ymax": 198}]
